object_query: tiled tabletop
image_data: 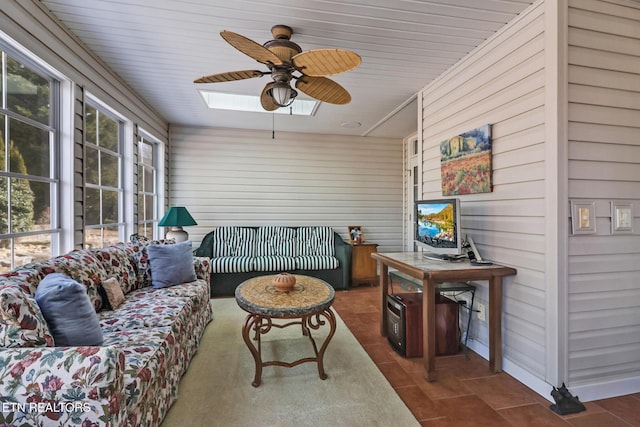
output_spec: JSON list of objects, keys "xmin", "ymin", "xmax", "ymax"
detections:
[{"xmin": 235, "ymin": 274, "xmax": 334, "ymax": 317}]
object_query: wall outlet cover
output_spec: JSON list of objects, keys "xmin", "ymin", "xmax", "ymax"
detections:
[{"xmin": 477, "ymin": 302, "xmax": 486, "ymax": 322}]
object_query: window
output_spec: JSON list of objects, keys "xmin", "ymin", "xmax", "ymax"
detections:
[
  {"xmin": 137, "ymin": 134, "xmax": 159, "ymax": 239},
  {"xmin": 83, "ymin": 103, "xmax": 123, "ymax": 248},
  {"xmin": 0, "ymin": 50, "xmax": 59, "ymax": 273}
]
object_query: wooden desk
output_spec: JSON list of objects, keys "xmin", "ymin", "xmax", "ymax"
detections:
[{"xmin": 371, "ymin": 252, "xmax": 517, "ymax": 381}]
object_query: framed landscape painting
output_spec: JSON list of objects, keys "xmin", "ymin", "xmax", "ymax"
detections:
[{"xmin": 440, "ymin": 124, "xmax": 492, "ymax": 196}]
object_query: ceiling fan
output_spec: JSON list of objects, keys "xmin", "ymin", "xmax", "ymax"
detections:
[{"xmin": 194, "ymin": 25, "xmax": 362, "ymax": 110}]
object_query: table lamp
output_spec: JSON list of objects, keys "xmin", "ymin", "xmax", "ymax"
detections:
[{"xmin": 158, "ymin": 206, "xmax": 197, "ymax": 242}]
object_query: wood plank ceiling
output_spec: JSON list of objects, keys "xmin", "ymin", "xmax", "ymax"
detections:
[{"xmin": 41, "ymin": 0, "xmax": 534, "ymax": 138}]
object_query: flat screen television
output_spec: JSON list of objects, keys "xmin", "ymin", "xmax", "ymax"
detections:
[{"xmin": 414, "ymin": 198, "xmax": 462, "ymax": 260}]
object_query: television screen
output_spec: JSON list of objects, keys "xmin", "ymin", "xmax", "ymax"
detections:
[{"xmin": 414, "ymin": 198, "xmax": 462, "ymax": 257}]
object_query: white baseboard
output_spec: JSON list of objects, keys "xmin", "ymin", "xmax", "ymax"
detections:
[
  {"xmin": 466, "ymin": 339, "xmax": 640, "ymax": 402},
  {"xmin": 569, "ymin": 375, "xmax": 640, "ymax": 402}
]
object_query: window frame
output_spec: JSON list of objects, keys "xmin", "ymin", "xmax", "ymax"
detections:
[
  {"xmin": 82, "ymin": 95, "xmax": 127, "ymax": 248},
  {"xmin": 0, "ymin": 43, "xmax": 66, "ymax": 271},
  {"xmin": 137, "ymin": 130, "xmax": 163, "ymax": 239}
]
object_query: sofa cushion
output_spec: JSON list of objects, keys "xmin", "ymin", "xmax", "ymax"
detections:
[
  {"xmin": 98, "ymin": 291, "xmax": 193, "ymax": 332},
  {"xmin": 159, "ymin": 280, "xmax": 211, "ymax": 308},
  {"xmin": 128, "ymin": 238, "xmax": 176, "ymax": 289},
  {"xmin": 50, "ymin": 250, "xmax": 108, "ymax": 311},
  {"xmin": 253, "ymin": 256, "xmax": 296, "ymax": 272},
  {"xmin": 295, "ymin": 255, "xmax": 340, "ymax": 270},
  {"xmin": 35, "ymin": 273, "xmax": 104, "ymax": 346},
  {"xmin": 211, "ymin": 256, "xmax": 255, "ymax": 273},
  {"xmin": 0, "ymin": 285, "xmax": 54, "ymax": 347},
  {"xmin": 255, "ymin": 226, "xmax": 298, "ymax": 257},
  {"xmin": 213, "ymin": 227, "xmax": 256, "ymax": 257},
  {"xmin": 0, "ymin": 261, "xmax": 56, "ymax": 297},
  {"xmin": 297, "ymin": 226, "xmax": 335, "ymax": 256},
  {"xmin": 147, "ymin": 241, "xmax": 197, "ymax": 289},
  {"xmin": 157, "ymin": 282, "xmax": 212, "ymax": 341},
  {"xmin": 92, "ymin": 244, "xmax": 139, "ymax": 294}
]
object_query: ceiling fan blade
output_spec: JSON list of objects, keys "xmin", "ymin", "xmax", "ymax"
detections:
[
  {"xmin": 260, "ymin": 82, "xmax": 279, "ymax": 111},
  {"xmin": 292, "ymin": 49, "xmax": 361, "ymax": 76},
  {"xmin": 220, "ymin": 30, "xmax": 283, "ymax": 66},
  {"xmin": 193, "ymin": 70, "xmax": 264, "ymax": 83},
  {"xmin": 295, "ymin": 76, "xmax": 351, "ymax": 104}
]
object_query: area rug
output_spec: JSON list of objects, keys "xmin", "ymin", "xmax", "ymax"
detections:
[{"xmin": 161, "ymin": 298, "xmax": 419, "ymax": 427}]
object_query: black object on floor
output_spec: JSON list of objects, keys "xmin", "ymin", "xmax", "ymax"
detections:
[{"xmin": 549, "ymin": 383, "xmax": 586, "ymax": 415}]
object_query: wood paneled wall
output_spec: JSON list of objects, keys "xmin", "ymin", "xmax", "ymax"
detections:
[
  {"xmin": 420, "ymin": 2, "xmax": 548, "ymax": 380},
  {"xmin": 419, "ymin": 0, "xmax": 640, "ymax": 400},
  {"xmin": 566, "ymin": 0, "xmax": 640, "ymax": 386},
  {"xmin": 169, "ymin": 126, "xmax": 404, "ymax": 252}
]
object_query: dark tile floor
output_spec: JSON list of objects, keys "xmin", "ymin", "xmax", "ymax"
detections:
[{"xmin": 332, "ymin": 285, "xmax": 640, "ymax": 426}]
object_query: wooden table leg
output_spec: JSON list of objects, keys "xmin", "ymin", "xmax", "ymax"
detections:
[
  {"xmin": 422, "ymin": 278, "xmax": 437, "ymax": 381},
  {"xmin": 488, "ymin": 276, "xmax": 503, "ymax": 373},
  {"xmin": 379, "ymin": 263, "xmax": 389, "ymax": 336}
]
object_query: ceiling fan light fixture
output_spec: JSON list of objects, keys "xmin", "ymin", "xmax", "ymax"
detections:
[{"xmin": 267, "ymin": 82, "xmax": 298, "ymax": 107}]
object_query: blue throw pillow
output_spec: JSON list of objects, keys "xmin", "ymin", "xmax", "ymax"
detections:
[
  {"xmin": 35, "ymin": 273, "xmax": 104, "ymax": 346},
  {"xmin": 147, "ymin": 240, "xmax": 197, "ymax": 289}
]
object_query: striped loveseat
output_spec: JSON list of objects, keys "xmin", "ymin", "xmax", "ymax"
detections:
[{"xmin": 194, "ymin": 226, "xmax": 352, "ymax": 296}]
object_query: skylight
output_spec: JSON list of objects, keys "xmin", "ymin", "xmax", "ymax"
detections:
[{"xmin": 199, "ymin": 90, "xmax": 319, "ymax": 116}]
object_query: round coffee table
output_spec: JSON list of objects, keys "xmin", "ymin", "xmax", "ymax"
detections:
[{"xmin": 235, "ymin": 274, "xmax": 336, "ymax": 387}]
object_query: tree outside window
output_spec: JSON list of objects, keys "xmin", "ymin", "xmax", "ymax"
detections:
[{"xmin": 0, "ymin": 51, "xmax": 56, "ymax": 273}]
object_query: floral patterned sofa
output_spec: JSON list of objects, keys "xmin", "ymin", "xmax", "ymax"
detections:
[{"xmin": 0, "ymin": 239, "xmax": 212, "ymax": 426}]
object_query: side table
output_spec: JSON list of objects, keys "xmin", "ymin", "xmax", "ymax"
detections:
[
  {"xmin": 350, "ymin": 242, "xmax": 379, "ymax": 286},
  {"xmin": 235, "ymin": 274, "xmax": 336, "ymax": 387}
]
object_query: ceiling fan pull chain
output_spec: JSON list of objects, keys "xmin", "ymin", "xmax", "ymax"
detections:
[{"xmin": 272, "ymin": 112, "xmax": 275, "ymax": 139}]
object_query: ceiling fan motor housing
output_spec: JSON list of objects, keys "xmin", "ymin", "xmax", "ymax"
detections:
[
  {"xmin": 263, "ymin": 41, "xmax": 301, "ymax": 63},
  {"xmin": 263, "ymin": 24, "xmax": 301, "ymax": 63}
]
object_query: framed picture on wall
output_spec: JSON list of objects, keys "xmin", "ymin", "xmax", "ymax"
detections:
[
  {"xmin": 348, "ymin": 226, "xmax": 364, "ymax": 244},
  {"xmin": 570, "ymin": 200, "xmax": 596, "ymax": 235},
  {"xmin": 440, "ymin": 124, "xmax": 492, "ymax": 195},
  {"xmin": 611, "ymin": 201, "xmax": 633, "ymax": 234}
]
